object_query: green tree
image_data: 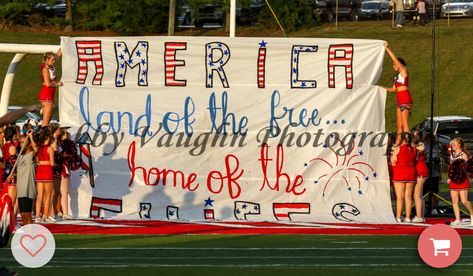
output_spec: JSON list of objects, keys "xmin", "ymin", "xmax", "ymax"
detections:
[
  {"xmin": 64, "ymin": 0, "xmax": 73, "ymax": 32},
  {"xmin": 0, "ymin": 0, "xmax": 32, "ymax": 29},
  {"xmin": 75, "ymin": 0, "xmax": 169, "ymax": 35},
  {"xmin": 258, "ymin": 0, "xmax": 319, "ymax": 32}
]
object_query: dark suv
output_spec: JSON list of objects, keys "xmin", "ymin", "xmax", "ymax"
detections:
[
  {"xmin": 359, "ymin": 0, "xmax": 391, "ymax": 20},
  {"xmin": 416, "ymin": 116, "xmax": 473, "ymax": 168},
  {"xmin": 315, "ymin": 0, "xmax": 363, "ymax": 22}
]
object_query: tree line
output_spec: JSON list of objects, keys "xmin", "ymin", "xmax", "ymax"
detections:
[{"xmin": 0, "ymin": 0, "xmax": 320, "ymax": 34}]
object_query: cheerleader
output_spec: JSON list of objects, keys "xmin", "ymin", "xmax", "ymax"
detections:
[
  {"xmin": 38, "ymin": 50, "xmax": 62, "ymax": 127},
  {"xmin": 59, "ymin": 129, "xmax": 79, "ymax": 220},
  {"xmin": 2, "ymin": 126, "xmax": 18, "ymax": 218},
  {"xmin": 391, "ymin": 132, "xmax": 417, "ymax": 223},
  {"xmin": 413, "ymin": 130, "xmax": 429, "ymax": 223},
  {"xmin": 448, "ymin": 137, "xmax": 473, "ymax": 226},
  {"xmin": 34, "ymin": 129, "xmax": 55, "ymax": 223},
  {"xmin": 49, "ymin": 122, "xmax": 62, "ymax": 220},
  {"xmin": 387, "ymin": 132, "xmax": 396, "ymax": 185},
  {"xmin": 382, "ymin": 42, "xmax": 413, "ymax": 145}
]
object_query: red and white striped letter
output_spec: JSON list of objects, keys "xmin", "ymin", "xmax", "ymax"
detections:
[
  {"xmin": 75, "ymin": 41, "xmax": 103, "ymax": 85},
  {"xmin": 328, "ymin": 44, "xmax": 354, "ymax": 89},
  {"xmin": 164, "ymin": 42, "xmax": 187, "ymax": 86}
]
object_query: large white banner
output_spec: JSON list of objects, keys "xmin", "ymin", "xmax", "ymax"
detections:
[{"xmin": 60, "ymin": 36, "xmax": 394, "ymax": 223}]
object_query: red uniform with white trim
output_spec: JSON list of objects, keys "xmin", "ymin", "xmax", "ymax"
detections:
[
  {"xmin": 38, "ymin": 63, "xmax": 57, "ymax": 102},
  {"xmin": 394, "ymin": 73, "xmax": 413, "ymax": 107},
  {"xmin": 449, "ymin": 152, "xmax": 470, "ymax": 190}
]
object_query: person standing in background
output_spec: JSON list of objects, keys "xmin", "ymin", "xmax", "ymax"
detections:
[
  {"xmin": 417, "ymin": 0, "xmax": 426, "ymax": 26},
  {"xmin": 16, "ymin": 125, "xmax": 38, "ymax": 226},
  {"xmin": 393, "ymin": 0, "xmax": 404, "ymax": 27}
]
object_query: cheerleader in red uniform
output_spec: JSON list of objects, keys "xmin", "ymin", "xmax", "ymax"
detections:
[
  {"xmin": 382, "ymin": 42, "xmax": 413, "ymax": 145},
  {"xmin": 0, "ymin": 127, "xmax": 5, "ymax": 191},
  {"xmin": 391, "ymin": 132, "xmax": 417, "ymax": 223},
  {"xmin": 2, "ymin": 126, "xmax": 18, "ymax": 217},
  {"xmin": 448, "ymin": 137, "xmax": 473, "ymax": 226},
  {"xmin": 38, "ymin": 50, "xmax": 62, "ymax": 127},
  {"xmin": 34, "ymin": 129, "xmax": 55, "ymax": 223},
  {"xmin": 387, "ymin": 133, "xmax": 396, "ymax": 185},
  {"xmin": 413, "ymin": 130, "xmax": 429, "ymax": 223},
  {"xmin": 59, "ymin": 129, "xmax": 79, "ymax": 220}
]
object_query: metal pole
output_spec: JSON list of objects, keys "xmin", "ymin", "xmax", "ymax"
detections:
[
  {"xmin": 336, "ymin": 0, "xmax": 339, "ymax": 28},
  {"xmin": 392, "ymin": 1, "xmax": 395, "ymax": 28},
  {"xmin": 0, "ymin": 54, "xmax": 27, "ymax": 116},
  {"xmin": 428, "ymin": 0, "xmax": 436, "ymax": 216},
  {"xmin": 168, "ymin": 0, "xmax": 176, "ymax": 35},
  {"xmin": 447, "ymin": 0, "xmax": 450, "ymax": 27},
  {"xmin": 230, "ymin": 0, "xmax": 236, "ymax": 37}
]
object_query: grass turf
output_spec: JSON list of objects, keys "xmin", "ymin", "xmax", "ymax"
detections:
[{"xmin": 1, "ymin": 234, "xmax": 473, "ymax": 275}]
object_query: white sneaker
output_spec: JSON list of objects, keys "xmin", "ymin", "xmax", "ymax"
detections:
[
  {"xmin": 62, "ymin": 214, "xmax": 72, "ymax": 220},
  {"xmin": 45, "ymin": 216, "xmax": 57, "ymax": 223},
  {"xmin": 412, "ymin": 217, "xmax": 425, "ymax": 223},
  {"xmin": 451, "ymin": 220, "xmax": 461, "ymax": 226},
  {"xmin": 396, "ymin": 24, "xmax": 403, "ymax": 28},
  {"xmin": 404, "ymin": 218, "xmax": 411, "ymax": 223},
  {"xmin": 396, "ymin": 218, "xmax": 402, "ymax": 223},
  {"xmin": 34, "ymin": 217, "xmax": 43, "ymax": 223}
]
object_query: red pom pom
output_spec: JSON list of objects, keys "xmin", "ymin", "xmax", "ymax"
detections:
[
  {"xmin": 448, "ymin": 159, "xmax": 467, "ymax": 184},
  {"xmin": 465, "ymin": 158, "xmax": 473, "ymax": 179}
]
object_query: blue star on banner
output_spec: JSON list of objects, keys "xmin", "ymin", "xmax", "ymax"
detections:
[
  {"xmin": 204, "ymin": 197, "xmax": 214, "ymax": 207},
  {"xmin": 259, "ymin": 40, "xmax": 268, "ymax": 48}
]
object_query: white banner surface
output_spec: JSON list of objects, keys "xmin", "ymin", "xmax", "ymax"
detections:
[{"xmin": 60, "ymin": 36, "xmax": 394, "ymax": 223}]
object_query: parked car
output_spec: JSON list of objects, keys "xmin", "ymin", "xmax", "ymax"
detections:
[
  {"xmin": 441, "ymin": 0, "xmax": 473, "ymax": 17},
  {"xmin": 7, "ymin": 106, "xmax": 59, "ymax": 128},
  {"xmin": 32, "ymin": 1, "xmax": 69, "ymax": 17},
  {"xmin": 359, "ymin": 0, "xmax": 391, "ymax": 20},
  {"xmin": 316, "ymin": 0, "xmax": 363, "ymax": 22},
  {"xmin": 8, "ymin": 106, "xmax": 42, "ymax": 128},
  {"xmin": 415, "ymin": 116, "xmax": 473, "ymax": 168},
  {"xmin": 193, "ymin": 4, "xmax": 225, "ymax": 27}
]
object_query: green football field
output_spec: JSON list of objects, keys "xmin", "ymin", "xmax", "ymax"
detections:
[{"xmin": 1, "ymin": 234, "xmax": 473, "ymax": 275}]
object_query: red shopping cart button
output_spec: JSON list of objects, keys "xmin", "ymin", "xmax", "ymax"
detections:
[{"xmin": 418, "ymin": 224, "xmax": 462, "ymax": 268}]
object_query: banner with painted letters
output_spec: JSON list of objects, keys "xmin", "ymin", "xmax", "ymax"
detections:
[{"xmin": 60, "ymin": 36, "xmax": 395, "ymax": 223}]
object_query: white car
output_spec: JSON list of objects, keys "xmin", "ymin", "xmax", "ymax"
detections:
[
  {"xmin": 441, "ymin": 0, "xmax": 473, "ymax": 17},
  {"xmin": 7, "ymin": 106, "xmax": 58, "ymax": 128}
]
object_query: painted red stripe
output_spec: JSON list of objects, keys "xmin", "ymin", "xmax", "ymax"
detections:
[
  {"xmin": 93, "ymin": 198, "xmax": 121, "ymax": 206},
  {"xmin": 329, "ymin": 51, "xmax": 353, "ymax": 55},
  {"xmin": 275, "ymin": 214, "xmax": 290, "ymax": 218},
  {"xmin": 79, "ymin": 57, "xmax": 102, "ymax": 61},
  {"xmin": 274, "ymin": 203, "xmax": 309, "ymax": 209},
  {"xmin": 80, "ymin": 146, "xmax": 90, "ymax": 157}
]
